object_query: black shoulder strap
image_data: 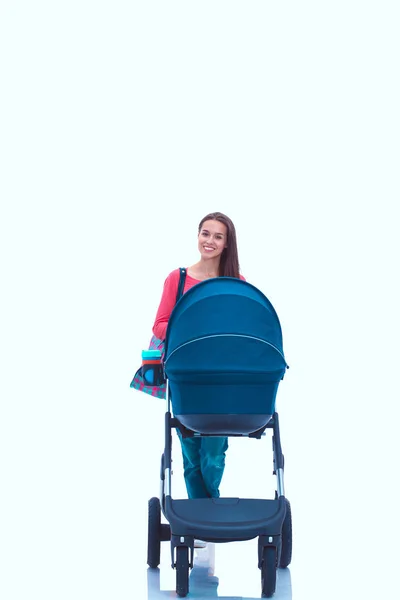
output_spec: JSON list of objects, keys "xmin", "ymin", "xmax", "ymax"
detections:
[{"xmin": 175, "ymin": 267, "xmax": 187, "ymax": 304}]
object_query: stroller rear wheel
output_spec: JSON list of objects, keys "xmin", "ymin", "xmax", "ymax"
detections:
[
  {"xmin": 261, "ymin": 546, "xmax": 277, "ymax": 598},
  {"xmin": 175, "ymin": 546, "xmax": 189, "ymax": 597},
  {"xmin": 278, "ymin": 498, "xmax": 292, "ymax": 568},
  {"xmin": 147, "ymin": 497, "xmax": 161, "ymax": 568}
]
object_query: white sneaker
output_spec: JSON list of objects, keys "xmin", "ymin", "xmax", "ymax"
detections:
[
  {"xmin": 194, "ymin": 539, "xmax": 207, "ymax": 548},
  {"xmin": 193, "ymin": 542, "xmax": 215, "ymax": 574},
  {"xmin": 207, "ymin": 543, "xmax": 216, "ymax": 575}
]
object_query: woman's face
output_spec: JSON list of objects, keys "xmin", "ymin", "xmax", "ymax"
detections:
[{"xmin": 198, "ymin": 219, "xmax": 227, "ymax": 260}]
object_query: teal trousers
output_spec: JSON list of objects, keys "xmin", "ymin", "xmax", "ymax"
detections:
[{"xmin": 176, "ymin": 430, "xmax": 228, "ymax": 499}]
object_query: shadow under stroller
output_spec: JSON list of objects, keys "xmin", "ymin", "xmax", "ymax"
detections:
[{"xmin": 146, "ymin": 277, "xmax": 292, "ymax": 598}]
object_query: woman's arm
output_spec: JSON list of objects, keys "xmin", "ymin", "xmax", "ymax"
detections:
[{"xmin": 152, "ymin": 270, "xmax": 180, "ymax": 340}]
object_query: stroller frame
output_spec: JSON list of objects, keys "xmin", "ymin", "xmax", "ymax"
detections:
[{"xmin": 146, "ymin": 277, "xmax": 292, "ymax": 598}]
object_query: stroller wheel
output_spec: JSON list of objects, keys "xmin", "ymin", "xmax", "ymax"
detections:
[
  {"xmin": 278, "ymin": 498, "xmax": 292, "ymax": 568},
  {"xmin": 261, "ymin": 546, "xmax": 277, "ymax": 598},
  {"xmin": 175, "ymin": 546, "xmax": 189, "ymax": 597},
  {"xmin": 147, "ymin": 497, "xmax": 161, "ymax": 568}
]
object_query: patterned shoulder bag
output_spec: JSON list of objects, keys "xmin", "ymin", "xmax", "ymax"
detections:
[{"xmin": 130, "ymin": 268, "xmax": 187, "ymax": 398}]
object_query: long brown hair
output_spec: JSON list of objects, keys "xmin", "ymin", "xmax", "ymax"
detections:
[{"xmin": 198, "ymin": 212, "xmax": 241, "ymax": 278}]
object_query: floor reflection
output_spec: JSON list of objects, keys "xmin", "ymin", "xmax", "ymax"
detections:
[{"xmin": 147, "ymin": 544, "xmax": 292, "ymax": 600}]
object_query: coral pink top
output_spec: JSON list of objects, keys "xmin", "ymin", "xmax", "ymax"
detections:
[{"xmin": 152, "ymin": 268, "xmax": 246, "ymax": 340}]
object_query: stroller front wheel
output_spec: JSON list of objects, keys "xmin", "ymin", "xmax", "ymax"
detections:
[
  {"xmin": 261, "ymin": 546, "xmax": 277, "ymax": 598},
  {"xmin": 175, "ymin": 546, "xmax": 189, "ymax": 597}
]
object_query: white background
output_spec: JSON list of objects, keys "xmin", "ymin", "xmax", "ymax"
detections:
[{"xmin": 1, "ymin": 2, "xmax": 399, "ymax": 599}]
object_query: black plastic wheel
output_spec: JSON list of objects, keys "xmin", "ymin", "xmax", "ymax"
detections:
[
  {"xmin": 175, "ymin": 546, "xmax": 189, "ymax": 597},
  {"xmin": 261, "ymin": 546, "xmax": 277, "ymax": 598},
  {"xmin": 279, "ymin": 498, "xmax": 292, "ymax": 568},
  {"xmin": 147, "ymin": 497, "xmax": 161, "ymax": 568}
]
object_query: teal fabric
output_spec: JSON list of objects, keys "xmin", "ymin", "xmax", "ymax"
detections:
[
  {"xmin": 176, "ymin": 430, "xmax": 228, "ymax": 499},
  {"xmin": 164, "ymin": 277, "xmax": 287, "ymax": 426}
]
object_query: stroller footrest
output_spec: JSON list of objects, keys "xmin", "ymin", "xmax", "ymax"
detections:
[{"xmin": 164, "ymin": 496, "xmax": 286, "ymax": 541}]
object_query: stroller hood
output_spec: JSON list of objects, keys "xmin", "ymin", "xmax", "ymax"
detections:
[{"xmin": 164, "ymin": 278, "xmax": 288, "ymax": 434}]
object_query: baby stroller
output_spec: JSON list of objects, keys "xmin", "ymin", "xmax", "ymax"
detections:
[{"xmin": 146, "ymin": 277, "xmax": 292, "ymax": 598}]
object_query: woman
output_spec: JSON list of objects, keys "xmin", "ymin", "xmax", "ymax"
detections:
[{"xmin": 152, "ymin": 212, "xmax": 245, "ymax": 501}]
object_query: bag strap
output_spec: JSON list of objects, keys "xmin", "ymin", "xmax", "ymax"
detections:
[{"xmin": 175, "ymin": 267, "xmax": 187, "ymax": 304}]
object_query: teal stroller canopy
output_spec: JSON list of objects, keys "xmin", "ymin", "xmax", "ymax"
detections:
[{"xmin": 164, "ymin": 278, "xmax": 288, "ymax": 435}]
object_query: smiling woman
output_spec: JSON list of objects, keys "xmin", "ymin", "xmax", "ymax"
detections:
[
  {"xmin": 152, "ymin": 212, "xmax": 245, "ymax": 341},
  {"xmin": 152, "ymin": 211, "xmax": 246, "ymax": 501}
]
